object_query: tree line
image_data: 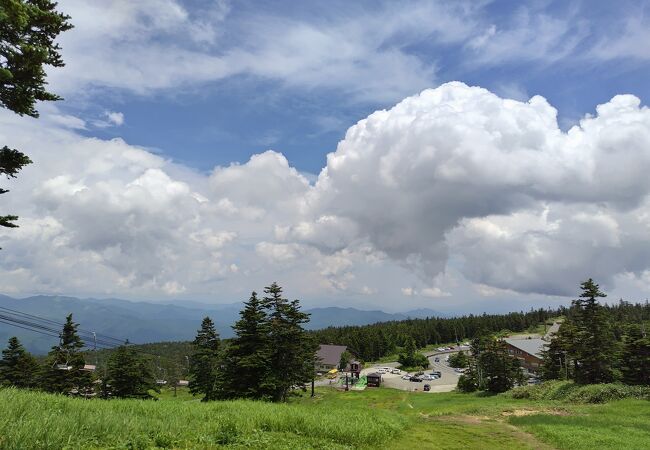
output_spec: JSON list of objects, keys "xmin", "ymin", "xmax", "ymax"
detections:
[
  {"xmin": 540, "ymin": 279, "xmax": 650, "ymax": 386},
  {"xmin": 311, "ymin": 308, "xmax": 556, "ymax": 362},
  {"xmin": 456, "ymin": 279, "xmax": 650, "ymax": 394},
  {"xmin": 189, "ymin": 283, "xmax": 317, "ymax": 402},
  {"xmin": 0, "ymin": 283, "xmax": 317, "ymax": 403},
  {"xmin": 0, "ymin": 314, "xmax": 157, "ymax": 398}
]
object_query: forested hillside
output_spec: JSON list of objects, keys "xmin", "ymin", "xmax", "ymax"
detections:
[{"xmin": 311, "ymin": 300, "xmax": 650, "ymax": 361}]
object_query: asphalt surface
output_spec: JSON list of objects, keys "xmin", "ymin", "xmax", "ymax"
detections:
[{"xmin": 360, "ymin": 350, "xmax": 463, "ymax": 393}]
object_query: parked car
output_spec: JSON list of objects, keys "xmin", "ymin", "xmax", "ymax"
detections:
[
  {"xmin": 423, "ymin": 384, "xmax": 431, "ymax": 392},
  {"xmin": 431, "ymin": 371, "xmax": 442, "ymax": 378},
  {"xmin": 409, "ymin": 376, "xmax": 422, "ymax": 382},
  {"xmin": 454, "ymin": 368, "xmax": 465, "ymax": 373},
  {"xmin": 391, "ymin": 368, "xmax": 401, "ymax": 374},
  {"xmin": 401, "ymin": 374, "xmax": 411, "ymax": 380},
  {"xmin": 434, "ymin": 357, "xmax": 440, "ymax": 362}
]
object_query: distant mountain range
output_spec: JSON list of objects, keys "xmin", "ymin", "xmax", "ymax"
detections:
[{"xmin": 0, "ymin": 294, "xmax": 443, "ymax": 354}]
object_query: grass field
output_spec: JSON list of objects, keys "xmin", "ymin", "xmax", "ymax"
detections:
[{"xmin": 2, "ymin": 384, "xmax": 649, "ymax": 449}]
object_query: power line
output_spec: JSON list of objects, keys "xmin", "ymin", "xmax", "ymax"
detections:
[
  {"xmin": 0, "ymin": 310, "xmax": 123, "ymax": 346},
  {"xmin": 0, "ymin": 306, "xmax": 190, "ymax": 368},
  {"xmin": 0, "ymin": 306, "xmax": 126, "ymax": 344}
]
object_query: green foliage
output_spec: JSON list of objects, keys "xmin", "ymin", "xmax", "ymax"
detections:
[
  {"xmin": 3, "ymin": 380, "xmax": 650, "ymax": 449},
  {"xmin": 0, "ymin": 145, "xmax": 32, "ymax": 226},
  {"xmin": 39, "ymin": 314, "xmax": 92, "ymax": 395},
  {"xmin": 217, "ymin": 291, "xmax": 271, "ymax": 400},
  {"xmin": 0, "ymin": 336, "xmax": 38, "ymax": 387},
  {"xmin": 448, "ymin": 350, "xmax": 469, "ymax": 368},
  {"xmin": 619, "ymin": 324, "xmax": 650, "ymax": 385},
  {"xmin": 261, "ymin": 282, "xmax": 318, "ymax": 402},
  {"xmin": 217, "ymin": 284, "xmax": 317, "ymax": 402},
  {"xmin": 90, "ymin": 341, "xmax": 194, "ymax": 381},
  {"xmin": 0, "ymin": 0, "xmax": 71, "ymax": 236},
  {"xmin": 572, "ymin": 279, "xmax": 615, "ymax": 384},
  {"xmin": 0, "ymin": 388, "xmax": 406, "ymax": 449},
  {"xmin": 312, "ymin": 307, "xmax": 557, "ymax": 361},
  {"xmin": 459, "ymin": 334, "xmax": 524, "ymax": 394},
  {"xmin": 540, "ymin": 321, "xmax": 576, "ymax": 380},
  {"xmin": 339, "ymin": 350, "xmax": 352, "ymax": 370},
  {"xmin": 541, "ymin": 279, "xmax": 624, "ymax": 385},
  {"xmin": 0, "ymin": 0, "xmax": 72, "ymax": 115},
  {"xmin": 397, "ymin": 336, "xmax": 429, "ymax": 368},
  {"xmin": 509, "ymin": 380, "xmax": 650, "ymax": 403},
  {"xmin": 188, "ymin": 316, "xmax": 220, "ymax": 401},
  {"xmin": 104, "ymin": 345, "xmax": 157, "ymax": 399}
]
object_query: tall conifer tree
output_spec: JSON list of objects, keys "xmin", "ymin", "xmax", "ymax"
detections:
[
  {"xmin": 39, "ymin": 314, "xmax": 92, "ymax": 394},
  {"xmin": 104, "ymin": 345, "xmax": 156, "ymax": 399},
  {"xmin": 261, "ymin": 282, "xmax": 317, "ymax": 402},
  {"xmin": 620, "ymin": 324, "xmax": 650, "ymax": 385},
  {"xmin": 0, "ymin": 336, "xmax": 38, "ymax": 387},
  {"xmin": 217, "ymin": 292, "xmax": 271, "ymax": 399},
  {"xmin": 572, "ymin": 279, "xmax": 615, "ymax": 384},
  {"xmin": 188, "ymin": 316, "xmax": 220, "ymax": 401}
]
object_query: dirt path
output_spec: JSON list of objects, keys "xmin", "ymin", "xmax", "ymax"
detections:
[{"xmin": 432, "ymin": 413, "xmax": 557, "ymax": 450}]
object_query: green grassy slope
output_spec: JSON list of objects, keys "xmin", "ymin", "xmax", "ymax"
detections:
[{"xmin": 2, "ymin": 386, "xmax": 649, "ymax": 449}]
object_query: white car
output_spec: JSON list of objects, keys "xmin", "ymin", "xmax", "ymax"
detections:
[
  {"xmin": 377, "ymin": 368, "xmax": 387, "ymax": 374},
  {"xmin": 401, "ymin": 374, "xmax": 411, "ymax": 380},
  {"xmin": 391, "ymin": 368, "xmax": 401, "ymax": 374}
]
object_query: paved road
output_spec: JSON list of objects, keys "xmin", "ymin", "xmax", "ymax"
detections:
[{"xmin": 360, "ymin": 351, "xmax": 462, "ymax": 393}]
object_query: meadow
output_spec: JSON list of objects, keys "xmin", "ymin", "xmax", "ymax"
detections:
[{"xmin": 1, "ymin": 384, "xmax": 649, "ymax": 449}]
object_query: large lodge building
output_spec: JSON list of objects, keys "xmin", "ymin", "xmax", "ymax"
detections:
[{"xmin": 503, "ymin": 338, "xmax": 546, "ymax": 373}]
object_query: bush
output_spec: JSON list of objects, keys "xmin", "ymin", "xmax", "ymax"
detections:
[{"xmin": 509, "ymin": 380, "xmax": 650, "ymax": 403}]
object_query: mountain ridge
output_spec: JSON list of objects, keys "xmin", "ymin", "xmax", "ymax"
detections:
[{"xmin": 0, "ymin": 294, "xmax": 443, "ymax": 354}]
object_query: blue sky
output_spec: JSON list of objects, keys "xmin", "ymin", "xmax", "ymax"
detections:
[
  {"xmin": 1, "ymin": 0, "xmax": 650, "ymax": 312},
  {"xmin": 59, "ymin": 0, "xmax": 649, "ymax": 175}
]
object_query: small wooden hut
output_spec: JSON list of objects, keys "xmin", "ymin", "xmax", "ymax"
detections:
[{"xmin": 366, "ymin": 372, "xmax": 382, "ymax": 387}]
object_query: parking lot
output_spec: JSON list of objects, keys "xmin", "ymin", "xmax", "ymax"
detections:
[{"xmin": 361, "ymin": 351, "xmax": 462, "ymax": 393}]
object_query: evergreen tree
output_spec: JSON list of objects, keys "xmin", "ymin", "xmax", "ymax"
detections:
[
  {"xmin": 0, "ymin": 0, "xmax": 72, "ymax": 232},
  {"xmin": 261, "ymin": 282, "xmax": 317, "ymax": 402},
  {"xmin": 39, "ymin": 314, "xmax": 92, "ymax": 395},
  {"xmin": 457, "ymin": 363, "xmax": 479, "ymax": 392},
  {"xmin": 448, "ymin": 350, "xmax": 469, "ymax": 368},
  {"xmin": 104, "ymin": 345, "xmax": 156, "ymax": 399},
  {"xmin": 620, "ymin": 324, "xmax": 650, "ymax": 385},
  {"xmin": 572, "ymin": 279, "xmax": 615, "ymax": 384},
  {"xmin": 217, "ymin": 292, "xmax": 272, "ymax": 400},
  {"xmin": 397, "ymin": 336, "xmax": 428, "ymax": 368},
  {"xmin": 188, "ymin": 316, "xmax": 220, "ymax": 401},
  {"xmin": 480, "ymin": 338, "xmax": 525, "ymax": 393},
  {"xmin": 458, "ymin": 333, "xmax": 523, "ymax": 393},
  {"xmin": 339, "ymin": 350, "xmax": 352, "ymax": 371},
  {"xmin": 0, "ymin": 336, "xmax": 38, "ymax": 387},
  {"xmin": 540, "ymin": 322, "xmax": 576, "ymax": 381}
]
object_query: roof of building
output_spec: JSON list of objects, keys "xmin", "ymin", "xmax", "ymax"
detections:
[
  {"xmin": 366, "ymin": 372, "xmax": 382, "ymax": 378},
  {"xmin": 316, "ymin": 344, "xmax": 347, "ymax": 366},
  {"xmin": 504, "ymin": 338, "xmax": 546, "ymax": 358}
]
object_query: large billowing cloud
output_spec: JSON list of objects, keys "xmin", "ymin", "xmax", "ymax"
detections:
[
  {"xmin": 289, "ymin": 82, "xmax": 650, "ymax": 296},
  {"xmin": 1, "ymin": 83, "xmax": 650, "ymax": 301}
]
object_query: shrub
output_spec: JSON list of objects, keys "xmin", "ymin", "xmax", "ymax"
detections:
[{"xmin": 509, "ymin": 380, "xmax": 650, "ymax": 403}]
